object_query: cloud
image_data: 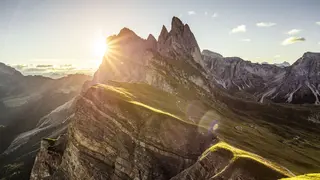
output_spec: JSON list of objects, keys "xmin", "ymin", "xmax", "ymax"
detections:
[
  {"xmin": 287, "ymin": 29, "xmax": 301, "ymax": 35},
  {"xmin": 274, "ymin": 55, "xmax": 281, "ymax": 58},
  {"xmin": 36, "ymin": 64, "xmax": 53, "ymax": 68},
  {"xmin": 211, "ymin": 13, "xmax": 218, "ymax": 18},
  {"xmin": 316, "ymin": 22, "xmax": 320, "ymax": 25},
  {"xmin": 188, "ymin": 11, "xmax": 196, "ymax": 15},
  {"xmin": 240, "ymin": 38, "xmax": 251, "ymax": 42},
  {"xmin": 230, "ymin": 25, "xmax": 246, "ymax": 33},
  {"xmin": 11, "ymin": 64, "xmax": 95, "ymax": 79},
  {"xmin": 256, "ymin": 22, "xmax": 276, "ymax": 27},
  {"xmin": 281, "ymin": 37, "xmax": 306, "ymax": 46},
  {"xmin": 204, "ymin": 11, "xmax": 208, "ymax": 16}
]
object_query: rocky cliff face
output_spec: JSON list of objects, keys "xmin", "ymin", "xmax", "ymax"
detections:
[
  {"xmin": 91, "ymin": 17, "xmax": 206, "ymax": 91},
  {"xmin": 30, "ymin": 83, "xmax": 292, "ymax": 180},
  {"xmin": 0, "ymin": 69, "xmax": 91, "ymax": 180},
  {"xmin": 202, "ymin": 50, "xmax": 320, "ymax": 104}
]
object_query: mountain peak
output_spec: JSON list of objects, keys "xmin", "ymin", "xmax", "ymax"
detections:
[
  {"xmin": 171, "ymin": 16, "xmax": 184, "ymax": 33},
  {"xmin": 293, "ymin": 52, "xmax": 320, "ymax": 66},
  {"xmin": 147, "ymin": 34, "xmax": 156, "ymax": 42},
  {"xmin": 146, "ymin": 34, "xmax": 157, "ymax": 50},
  {"xmin": 158, "ymin": 25, "xmax": 169, "ymax": 42},
  {"xmin": 118, "ymin": 27, "xmax": 137, "ymax": 37},
  {"xmin": 0, "ymin": 62, "xmax": 22, "ymax": 76},
  {"xmin": 302, "ymin": 52, "xmax": 320, "ymax": 58},
  {"xmin": 157, "ymin": 17, "xmax": 204, "ymax": 67},
  {"xmin": 202, "ymin": 50, "xmax": 223, "ymax": 58}
]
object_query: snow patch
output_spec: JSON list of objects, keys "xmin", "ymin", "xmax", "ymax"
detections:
[
  {"xmin": 285, "ymin": 84, "xmax": 302, "ymax": 103},
  {"xmin": 306, "ymin": 81, "xmax": 320, "ymax": 105},
  {"xmin": 259, "ymin": 87, "xmax": 276, "ymax": 103},
  {"xmin": 213, "ymin": 77, "xmax": 226, "ymax": 89}
]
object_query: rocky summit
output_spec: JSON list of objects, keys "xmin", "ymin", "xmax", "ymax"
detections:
[{"xmin": 28, "ymin": 17, "xmax": 320, "ymax": 180}]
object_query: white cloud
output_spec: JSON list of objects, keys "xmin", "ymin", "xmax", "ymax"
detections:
[
  {"xmin": 188, "ymin": 11, "xmax": 196, "ymax": 15},
  {"xmin": 316, "ymin": 22, "xmax": 320, "ymax": 25},
  {"xmin": 281, "ymin": 37, "xmax": 306, "ymax": 46},
  {"xmin": 230, "ymin": 25, "xmax": 246, "ymax": 33},
  {"xmin": 240, "ymin": 38, "xmax": 251, "ymax": 42},
  {"xmin": 256, "ymin": 22, "xmax": 276, "ymax": 27},
  {"xmin": 204, "ymin": 11, "xmax": 208, "ymax": 16},
  {"xmin": 287, "ymin": 29, "xmax": 301, "ymax": 35},
  {"xmin": 11, "ymin": 64, "xmax": 95, "ymax": 78},
  {"xmin": 211, "ymin": 13, "xmax": 218, "ymax": 18},
  {"xmin": 318, "ymin": 42, "xmax": 320, "ymax": 45},
  {"xmin": 274, "ymin": 55, "xmax": 281, "ymax": 58}
]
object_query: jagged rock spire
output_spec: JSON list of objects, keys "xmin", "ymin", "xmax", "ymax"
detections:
[
  {"xmin": 158, "ymin": 25, "xmax": 169, "ymax": 43},
  {"xmin": 171, "ymin": 16, "xmax": 184, "ymax": 33},
  {"xmin": 157, "ymin": 16, "xmax": 204, "ymax": 68},
  {"xmin": 147, "ymin": 34, "xmax": 157, "ymax": 50}
]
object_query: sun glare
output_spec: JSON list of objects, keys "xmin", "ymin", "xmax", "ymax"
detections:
[{"xmin": 94, "ymin": 37, "xmax": 109, "ymax": 58}]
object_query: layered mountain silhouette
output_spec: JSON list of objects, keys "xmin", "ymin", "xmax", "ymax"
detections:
[
  {"xmin": 24, "ymin": 17, "xmax": 320, "ymax": 180},
  {"xmin": 0, "ymin": 63, "xmax": 91, "ymax": 179}
]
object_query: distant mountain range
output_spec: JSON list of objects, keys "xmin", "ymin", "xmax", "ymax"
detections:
[
  {"xmin": 262, "ymin": 61, "xmax": 291, "ymax": 68},
  {"xmin": 203, "ymin": 50, "xmax": 320, "ymax": 104}
]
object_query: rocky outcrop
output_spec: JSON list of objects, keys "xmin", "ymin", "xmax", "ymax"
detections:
[
  {"xmin": 202, "ymin": 50, "xmax": 285, "ymax": 91},
  {"xmin": 30, "ymin": 136, "xmax": 67, "ymax": 180},
  {"xmin": 92, "ymin": 17, "xmax": 206, "ymax": 89},
  {"xmin": 266, "ymin": 52, "xmax": 320, "ymax": 104},
  {"xmin": 157, "ymin": 17, "xmax": 203, "ymax": 67}
]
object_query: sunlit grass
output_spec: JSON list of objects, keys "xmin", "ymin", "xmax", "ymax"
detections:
[
  {"xmin": 128, "ymin": 101, "xmax": 182, "ymax": 120},
  {"xmin": 91, "ymin": 82, "xmax": 297, "ymax": 177},
  {"xmin": 201, "ymin": 141, "xmax": 294, "ymax": 177},
  {"xmin": 88, "ymin": 81, "xmax": 320, "ymax": 178},
  {"xmin": 280, "ymin": 173, "xmax": 320, "ymax": 180}
]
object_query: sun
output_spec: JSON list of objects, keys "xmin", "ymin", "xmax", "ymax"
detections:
[{"xmin": 93, "ymin": 36, "xmax": 109, "ymax": 58}]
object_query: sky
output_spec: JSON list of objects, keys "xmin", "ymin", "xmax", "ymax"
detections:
[{"xmin": 0, "ymin": 0, "xmax": 320, "ymax": 72}]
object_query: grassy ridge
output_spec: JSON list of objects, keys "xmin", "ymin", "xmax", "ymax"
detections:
[{"xmin": 92, "ymin": 81, "xmax": 315, "ymax": 178}]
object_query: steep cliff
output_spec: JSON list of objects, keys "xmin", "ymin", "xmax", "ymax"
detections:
[
  {"xmin": 0, "ymin": 71, "xmax": 91, "ymax": 180},
  {"xmin": 30, "ymin": 83, "xmax": 292, "ymax": 180}
]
